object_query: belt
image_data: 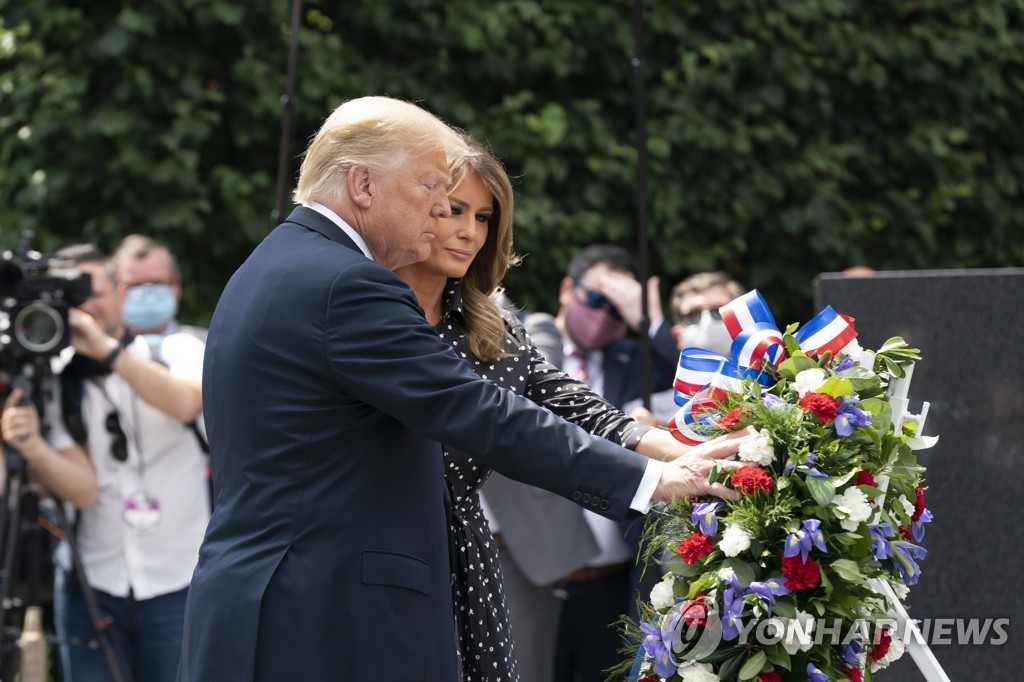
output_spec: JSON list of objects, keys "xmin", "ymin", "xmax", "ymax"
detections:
[{"xmin": 566, "ymin": 561, "xmax": 631, "ymax": 583}]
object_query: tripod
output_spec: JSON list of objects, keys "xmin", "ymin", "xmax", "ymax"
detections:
[{"xmin": 0, "ymin": 363, "xmax": 128, "ymax": 681}]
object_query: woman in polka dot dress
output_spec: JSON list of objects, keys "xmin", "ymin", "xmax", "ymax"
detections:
[{"xmin": 395, "ymin": 135, "xmax": 706, "ymax": 681}]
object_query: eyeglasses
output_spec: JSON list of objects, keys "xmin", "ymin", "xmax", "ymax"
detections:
[
  {"xmin": 576, "ymin": 283, "xmax": 622, "ymax": 320},
  {"xmin": 676, "ymin": 308, "xmax": 723, "ymax": 326},
  {"xmin": 105, "ymin": 411, "xmax": 128, "ymax": 462}
]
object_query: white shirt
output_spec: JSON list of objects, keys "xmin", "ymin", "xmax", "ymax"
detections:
[
  {"xmin": 305, "ymin": 202, "xmax": 374, "ymax": 260},
  {"xmin": 50, "ymin": 333, "xmax": 211, "ymax": 600}
]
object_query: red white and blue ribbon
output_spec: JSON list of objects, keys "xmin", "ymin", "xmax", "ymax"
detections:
[
  {"xmin": 721, "ymin": 291, "xmax": 786, "ymax": 370},
  {"xmin": 666, "ymin": 290, "xmax": 857, "ymax": 445},
  {"xmin": 667, "ymin": 349, "xmax": 766, "ymax": 445},
  {"xmin": 793, "ymin": 307, "xmax": 858, "ymax": 359}
]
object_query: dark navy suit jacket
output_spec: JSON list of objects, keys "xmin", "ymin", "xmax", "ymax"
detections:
[
  {"xmin": 177, "ymin": 207, "xmax": 651, "ymax": 681},
  {"xmin": 600, "ymin": 329, "xmax": 679, "ymax": 410}
]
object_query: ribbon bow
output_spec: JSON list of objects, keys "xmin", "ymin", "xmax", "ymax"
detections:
[{"xmin": 667, "ymin": 290, "xmax": 858, "ymax": 445}]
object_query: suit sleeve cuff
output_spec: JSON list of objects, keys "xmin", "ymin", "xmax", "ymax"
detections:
[{"xmin": 630, "ymin": 458, "xmax": 666, "ymax": 513}]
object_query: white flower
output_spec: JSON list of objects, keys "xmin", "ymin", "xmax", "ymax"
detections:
[
  {"xmin": 781, "ymin": 610, "xmax": 816, "ymax": 655},
  {"xmin": 888, "ymin": 579, "xmax": 910, "ymax": 601},
  {"xmin": 833, "ymin": 486, "xmax": 873, "ymax": 531},
  {"xmin": 719, "ymin": 524, "xmax": 753, "ymax": 558},
  {"xmin": 737, "ymin": 427, "xmax": 776, "ymax": 466},
  {"xmin": 841, "ymin": 338, "xmax": 864, "ymax": 362},
  {"xmin": 678, "ymin": 660, "xmax": 720, "ymax": 682},
  {"xmin": 650, "ymin": 575, "xmax": 676, "ymax": 611},
  {"xmin": 897, "ymin": 494, "xmax": 915, "ymax": 519},
  {"xmin": 792, "ymin": 368, "xmax": 828, "ymax": 397},
  {"xmin": 869, "ymin": 630, "xmax": 906, "ymax": 672}
]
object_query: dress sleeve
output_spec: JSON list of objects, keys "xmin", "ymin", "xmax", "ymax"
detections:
[{"xmin": 511, "ymin": 317, "xmax": 652, "ymax": 451}]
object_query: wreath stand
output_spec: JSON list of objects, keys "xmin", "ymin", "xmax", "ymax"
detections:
[{"xmin": 871, "ymin": 360, "xmax": 950, "ymax": 682}]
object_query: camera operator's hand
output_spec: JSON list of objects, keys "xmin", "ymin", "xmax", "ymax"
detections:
[
  {"xmin": 1, "ymin": 388, "xmax": 98, "ymax": 507},
  {"xmin": 69, "ymin": 307, "xmax": 203, "ymax": 422},
  {"xmin": 2, "ymin": 388, "xmax": 47, "ymax": 459},
  {"xmin": 69, "ymin": 307, "xmax": 119, "ymax": 360}
]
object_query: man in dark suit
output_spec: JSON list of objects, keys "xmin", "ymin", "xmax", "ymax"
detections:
[
  {"xmin": 482, "ymin": 245, "xmax": 680, "ymax": 682},
  {"xmin": 177, "ymin": 98, "xmax": 741, "ymax": 681}
]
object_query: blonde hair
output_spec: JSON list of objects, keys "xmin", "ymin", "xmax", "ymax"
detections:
[
  {"xmin": 455, "ymin": 135, "xmax": 521, "ymax": 362},
  {"xmin": 293, "ymin": 96, "xmax": 470, "ymax": 205},
  {"xmin": 111, "ymin": 234, "xmax": 179, "ymax": 285},
  {"xmin": 670, "ymin": 271, "xmax": 745, "ymax": 322}
]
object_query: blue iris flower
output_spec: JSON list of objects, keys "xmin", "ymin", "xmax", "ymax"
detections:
[
  {"xmin": 718, "ymin": 567, "xmax": 744, "ymax": 592},
  {"xmin": 721, "ymin": 587, "xmax": 746, "ymax": 642},
  {"xmin": 891, "ymin": 539, "xmax": 928, "ymax": 586},
  {"xmin": 784, "ymin": 519, "xmax": 828, "ymax": 563},
  {"xmin": 661, "ymin": 609, "xmax": 685, "ymax": 651},
  {"xmin": 763, "ymin": 393, "xmax": 787, "ymax": 410},
  {"xmin": 807, "ymin": 662, "xmax": 829, "ymax": 682},
  {"xmin": 783, "ymin": 461, "xmax": 829, "ymax": 479},
  {"xmin": 691, "ymin": 501, "xmax": 724, "ymax": 537},
  {"xmin": 640, "ymin": 622, "xmax": 676, "ymax": 678},
  {"xmin": 836, "ymin": 356, "xmax": 855, "ymax": 372},
  {"xmin": 843, "ymin": 637, "xmax": 863, "ymax": 667},
  {"xmin": 835, "ymin": 396, "xmax": 872, "ymax": 437},
  {"xmin": 912, "ymin": 507, "xmax": 934, "ymax": 543},
  {"xmin": 784, "ymin": 452, "xmax": 829, "ymax": 479},
  {"xmin": 868, "ymin": 523, "xmax": 894, "ymax": 561},
  {"xmin": 762, "ymin": 576, "xmax": 791, "ymax": 597},
  {"xmin": 745, "ymin": 581, "xmax": 786, "ymax": 616}
]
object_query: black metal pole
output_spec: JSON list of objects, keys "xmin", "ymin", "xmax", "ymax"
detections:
[
  {"xmin": 632, "ymin": 0, "xmax": 652, "ymax": 409},
  {"xmin": 271, "ymin": 0, "xmax": 304, "ymax": 229}
]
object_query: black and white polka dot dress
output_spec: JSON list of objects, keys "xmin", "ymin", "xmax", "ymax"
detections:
[{"xmin": 436, "ymin": 281, "xmax": 650, "ymax": 682}]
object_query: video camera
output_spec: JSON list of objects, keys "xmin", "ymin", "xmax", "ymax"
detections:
[{"xmin": 0, "ymin": 231, "xmax": 92, "ymax": 372}]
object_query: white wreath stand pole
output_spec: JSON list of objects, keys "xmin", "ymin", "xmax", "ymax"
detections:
[{"xmin": 866, "ymin": 359, "xmax": 950, "ymax": 682}]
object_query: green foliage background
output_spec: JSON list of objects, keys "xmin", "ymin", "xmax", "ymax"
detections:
[{"xmin": 2, "ymin": 0, "xmax": 1022, "ymax": 326}]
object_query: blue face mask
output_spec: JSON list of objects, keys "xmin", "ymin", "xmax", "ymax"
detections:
[{"xmin": 122, "ymin": 283, "xmax": 178, "ymax": 332}]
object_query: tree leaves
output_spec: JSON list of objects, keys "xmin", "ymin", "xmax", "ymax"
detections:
[{"xmin": 1, "ymin": 0, "xmax": 1022, "ymax": 325}]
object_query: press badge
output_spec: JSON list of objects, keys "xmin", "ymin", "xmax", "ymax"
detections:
[{"xmin": 123, "ymin": 491, "xmax": 162, "ymax": 531}]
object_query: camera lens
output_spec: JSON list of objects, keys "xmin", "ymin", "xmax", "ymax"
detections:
[{"xmin": 13, "ymin": 302, "xmax": 64, "ymax": 354}]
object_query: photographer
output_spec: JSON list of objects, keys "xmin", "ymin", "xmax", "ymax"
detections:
[{"xmin": 19, "ymin": 243, "xmax": 209, "ymax": 682}]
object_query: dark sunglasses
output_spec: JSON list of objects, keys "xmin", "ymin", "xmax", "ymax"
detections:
[
  {"xmin": 105, "ymin": 410, "xmax": 128, "ymax": 463},
  {"xmin": 576, "ymin": 283, "xmax": 622, "ymax": 320},
  {"xmin": 677, "ymin": 308, "xmax": 723, "ymax": 326}
]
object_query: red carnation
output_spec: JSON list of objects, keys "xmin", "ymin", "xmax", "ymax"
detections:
[
  {"xmin": 760, "ymin": 673, "xmax": 782, "ymax": 682},
  {"xmin": 912, "ymin": 487, "xmax": 926, "ymax": 521},
  {"xmin": 718, "ymin": 406, "xmax": 745, "ymax": 430},
  {"xmin": 856, "ymin": 470, "xmax": 876, "ymax": 488},
  {"xmin": 870, "ymin": 628, "xmax": 892, "ymax": 661},
  {"xmin": 731, "ymin": 466, "xmax": 774, "ymax": 495},
  {"xmin": 799, "ymin": 392, "xmax": 841, "ymax": 423},
  {"xmin": 856, "ymin": 470, "xmax": 877, "ymax": 502},
  {"xmin": 781, "ymin": 554, "xmax": 821, "ymax": 591},
  {"xmin": 680, "ymin": 595, "xmax": 709, "ymax": 628},
  {"xmin": 848, "ymin": 668, "xmax": 863, "ymax": 682},
  {"xmin": 898, "ymin": 525, "xmax": 912, "ymax": 541},
  {"xmin": 677, "ymin": 533, "xmax": 714, "ymax": 565}
]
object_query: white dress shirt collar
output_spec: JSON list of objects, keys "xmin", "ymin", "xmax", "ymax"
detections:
[{"xmin": 304, "ymin": 202, "xmax": 375, "ymax": 262}]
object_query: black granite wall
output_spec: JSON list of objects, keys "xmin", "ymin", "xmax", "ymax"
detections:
[{"xmin": 815, "ymin": 268, "xmax": 1024, "ymax": 681}]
